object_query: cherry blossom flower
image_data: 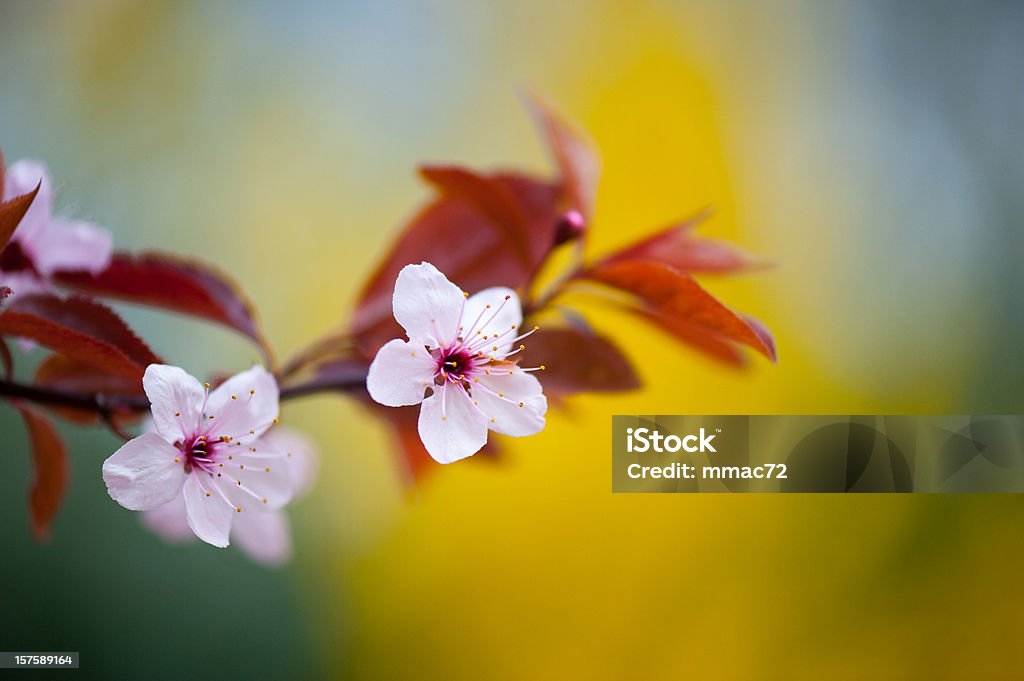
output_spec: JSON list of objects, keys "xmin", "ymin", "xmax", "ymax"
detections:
[
  {"xmin": 1, "ymin": 159, "xmax": 112, "ymax": 296},
  {"xmin": 141, "ymin": 426, "xmax": 318, "ymax": 566},
  {"xmin": 366, "ymin": 262, "xmax": 547, "ymax": 463},
  {"xmin": 102, "ymin": 364, "xmax": 293, "ymax": 548}
]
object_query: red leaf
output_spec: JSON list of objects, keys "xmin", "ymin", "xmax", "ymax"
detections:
[
  {"xmin": 519, "ymin": 326, "xmax": 640, "ymax": 396},
  {"xmin": 579, "ymin": 259, "xmax": 777, "ymax": 362},
  {"xmin": 0, "ymin": 293, "xmax": 161, "ymax": 378},
  {"xmin": 55, "ymin": 252, "xmax": 272, "ymax": 361},
  {"xmin": 419, "ymin": 166, "xmax": 534, "ymax": 269},
  {"xmin": 602, "ymin": 211, "xmax": 769, "ymax": 274},
  {"xmin": 630, "ymin": 308, "xmax": 746, "ymax": 366},
  {"xmin": 15, "ymin": 404, "xmax": 69, "ymax": 541},
  {"xmin": 524, "ymin": 93, "xmax": 600, "ymax": 221},
  {"xmin": 351, "ymin": 171, "xmax": 563, "ymax": 354},
  {"xmin": 0, "ymin": 181, "xmax": 40, "ymax": 252},
  {"xmin": 34, "ymin": 355, "xmax": 146, "ymax": 424}
]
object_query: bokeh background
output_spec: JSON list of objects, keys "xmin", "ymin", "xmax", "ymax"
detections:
[{"xmin": 2, "ymin": 1, "xmax": 1023, "ymax": 678}]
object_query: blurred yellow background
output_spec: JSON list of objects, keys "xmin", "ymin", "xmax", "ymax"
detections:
[{"xmin": 2, "ymin": 1, "xmax": 1023, "ymax": 679}]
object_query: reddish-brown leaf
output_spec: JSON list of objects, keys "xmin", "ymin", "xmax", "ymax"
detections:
[
  {"xmin": 579, "ymin": 259, "xmax": 776, "ymax": 362},
  {"xmin": 602, "ymin": 211, "xmax": 768, "ymax": 274},
  {"xmin": 524, "ymin": 93, "xmax": 600, "ymax": 221},
  {"xmin": 15, "ymin": 404, "xmax": 69, "ymax": 541},
  {"xmin": 519, "ymin": 326, "xmax": 640, "ymax": 396},
  {"xmin": 55, "ymin": 252, "xmax": 271, "ymax": 361},
  {"xmin": 419, "ymin": 166, "xmax": 534, "ymax": 269},
  {"xmin": 0, "ymin": 181, "xmax": 40, "ymax": 252},
  {"xmin": 351, "ymin": 171, "xmax": 563, "ymax": 355},
  {"xmin": 0, "ymin": 293, "xmax": 161, "ymax": 378}
]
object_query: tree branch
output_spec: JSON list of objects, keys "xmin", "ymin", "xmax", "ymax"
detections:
[{"xmin": 0, "ymin": 371, "xmax": 368, "ymax": 418}]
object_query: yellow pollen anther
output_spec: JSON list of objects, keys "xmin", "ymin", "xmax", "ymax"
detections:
[
  {"xmin": 204, "ymin": 383, "xmax": 211, "ymax": 389},
  {"xmin": 463, "ymin": 291, "xmax": 469, "ymax": 298},
  {"xmin": 485, "ymin": 370, "xmax": 491, "ymax": 375},
  {"xmin": 473, "ymin": 378, "xmax": 479, "ymax": 383},
  {"xmin": 174, "ymin": 457, "xmax": 181, "ymax": 463},
  {"xmin": 492, "ymin": 346, "xmax": 498, "ymax": 351},
  {"xmin": 231, "ymin": 395, "xmax": 237, "ymax": 400},
  {"xmin": 518, "ymin": 402, "xmax": 524, "ymax": 407},
  {"xmin": 540, "ymin": 365, "xmax": 546, "ymax": 371},
  {"xmin": 228, "ymin": 455, "xmax": 233, "ymax": 460},
  {"xmin": 265, "ymin": 467, "xmax": 271, "ymax": 473},
  {"xmin": 262, "ymin": 498, "xmax": 268, "ymax": 504},
  {"xmin": 474, "ymin": 400, "xmax": 479, "ymax": 405},
  {"xmin": 491, "ymin": 418, "xmax": 496, "ymax": 423},
  {"xmin": 205, "ymin": 492, "xmax": 211, "ymax": 497},
  {"xmin": 534, "ymin": 325, "xmax": 540, "ymax": 330},
  {"xmin": 239, "ymin": 464, "xmax": 245, "ymax": 470},
  {"xmin": 236, "ymin": 480, "xmax": 242, "ymax": 486},
  {"xmin": 250, "ymin": 389, "xmax": 255, "ymax": 395},
  {"xmin": 174, "ymin": 411, "xmax": 180, "ymax": 417},
  {"xmin": 236, "ymin": 506, "xmax": 242, "ymax": 513},
  {"xmin": 249, "ymin": 429, "xmax": 255, "ymax": 434},
  {"xmin": 498, "ymin": 392, "xmax": 504, "ymax": 397},
  {"xmin": 486, "ymin": 304, "xmax": 491, "ymax": 309},
  {"xmin": 519, "ymin": 344, "xmax": 525, "ymax": 350},
  {"xmin": 273, "ymin": 418, "xmax": 279, "ymax": 424},
  {"xmin": 218, "ymin": 463, "xmax": 223, "ymax": 468}
]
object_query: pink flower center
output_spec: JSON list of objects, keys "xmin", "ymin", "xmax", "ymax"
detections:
[
  {"xmin": 436, "ymin": 344, "xmax": 478, "ymax": 384},
  {"xmin": 177, "ymin": 430, "xmax": 227, "ymax": 475}
]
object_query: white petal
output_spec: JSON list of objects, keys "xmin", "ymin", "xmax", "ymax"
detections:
[
  {"xmin": 205, "ymin": 365, "xmax": 279, "ymax": 443},
  {"xmin": 143, "ymin": 364, "xmax": 205, "ymax": 443},
  {"xmin": 219, "ymin": 450, "xmax": 293, "ymax": 510},
  {"xmin": 417, "ymin": 383, "xmax": 488, "ymax": 464},
  {"xmin": 140, "ymin": 491, "xmax": 194, "ymax": 543},
  {"xmin": 259, "ymin": 427, "xmax": 319, "ymax": 498},
  {"xmin": 3, "ymin": 160, "xmax": 52, "ymax": 243},
  {"xmin": 460, "ymin": 287, "xmax": 522, "ymax": 354},
  {"xmin": 474, "ymin": 370, "xmax": 547, "ymax": 437},
  {"xmin": 26, "ymin": 217, "xmax": 112, "ymax": 277},
  {"xmin": 183, "ymin": 474, "xmax": 234, "ymax": 547},
  {"xmin": 102, "ymin": 433, "xmax": 186, "ymax": 511},
  {"xmin": 392, "ymin": 262, "xmax": 465, "ymax": 346},
  {"xmin": 366, "ymin": 338, "xmax": 435, "ymax": 407},
  {"xmin": 231, "ymin": 509, "xmax": 292, "ymax": 567}
]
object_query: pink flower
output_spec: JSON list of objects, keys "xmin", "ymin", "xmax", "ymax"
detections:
[
  {"xmin": 102, "ymin": 364, "xmax": 293, "ymax": 548},
  {"xmin": 141, "ymin": 427, "xmax": 318, "ymax": 566},
  {"xmin": 1, "ymin": 159, "xmax": 112, "ymax": 296},
  {"xmin": 366, "ymin": 262, "xmax": 547, "ymax": 463}
]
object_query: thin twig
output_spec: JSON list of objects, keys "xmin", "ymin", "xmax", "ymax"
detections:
[{"xmin": 0, "ymin": 372, "xmax": 367, "ymax": 417}]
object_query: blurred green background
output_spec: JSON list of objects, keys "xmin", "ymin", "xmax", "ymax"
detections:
[{"xmin": 2, "ymin": 1, "xmax": 1023, "ymax": 678}]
